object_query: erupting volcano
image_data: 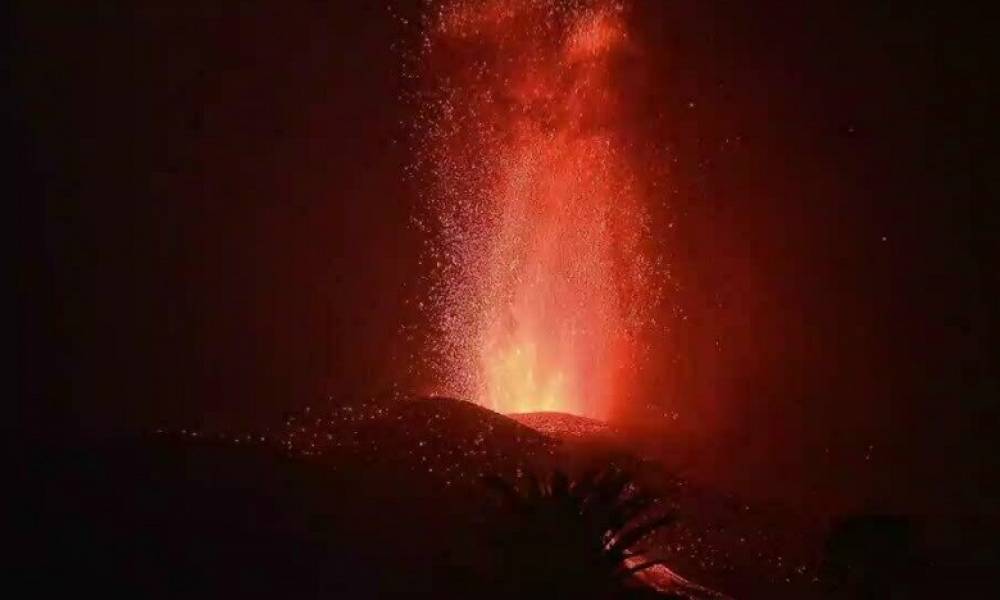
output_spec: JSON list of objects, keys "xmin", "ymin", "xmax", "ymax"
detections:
[{"xmin": 416, "ymin": 0, "xmax": 662, "ymax": 419}]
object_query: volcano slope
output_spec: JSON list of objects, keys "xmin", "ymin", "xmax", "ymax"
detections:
[
  {"xmin": 17, "ymin": 395, "xmax": 774, "ymax": 598},
  {"xmin": 20, "ymin": 395, "xmax": 969, "ymax": 598},
  {"xmin": 22, "ymin": 396, "xmax": 559, "ymax": 598}
]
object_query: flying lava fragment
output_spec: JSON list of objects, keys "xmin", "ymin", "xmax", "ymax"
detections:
[{"xmin": 414, "ymin": 0, "xmax": 662, "ymax": 419}]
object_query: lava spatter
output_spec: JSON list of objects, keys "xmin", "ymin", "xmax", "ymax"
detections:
[{"xmin": 414, "ymin": 0, "xmax": 662, "ymax": 419}]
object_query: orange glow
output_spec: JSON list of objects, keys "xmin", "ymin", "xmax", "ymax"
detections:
[{"xmin": 417, "ymin": 0, "xmax": 659, "ymax": 419}]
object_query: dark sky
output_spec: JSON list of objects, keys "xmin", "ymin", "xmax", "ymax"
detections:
[{"xmin": 15, "ymin": 1, "xmax": 997, "ymax": 514}]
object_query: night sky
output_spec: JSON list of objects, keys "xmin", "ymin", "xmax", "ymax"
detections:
[{"xmin": 15, "ymin": 1, "xmax": 997, "ymax": 516}]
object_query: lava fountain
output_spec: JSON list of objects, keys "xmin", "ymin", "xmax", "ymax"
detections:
[{"xmin": 415, "ymin": 0, "xmax": 661, "ymax": 419}]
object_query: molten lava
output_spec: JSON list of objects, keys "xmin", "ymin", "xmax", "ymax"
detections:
[{"xmin": 416, "ymin": 0, "xmax": 660, "ymax": 419}]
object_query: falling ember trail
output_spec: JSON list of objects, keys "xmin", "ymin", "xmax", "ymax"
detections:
[{"xmin": 416, "ymin": 0, "xmax": 660, "ymax": 419}]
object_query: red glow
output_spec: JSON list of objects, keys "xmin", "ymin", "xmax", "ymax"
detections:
[{"xmin": 417, "ymin": 0, "xmax": 660, "ymax": 419}]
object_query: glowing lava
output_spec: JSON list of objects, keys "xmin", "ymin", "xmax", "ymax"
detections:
[{"xmin": 416, "ymin": 0, "xmax": 660, "ymax": 419}]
